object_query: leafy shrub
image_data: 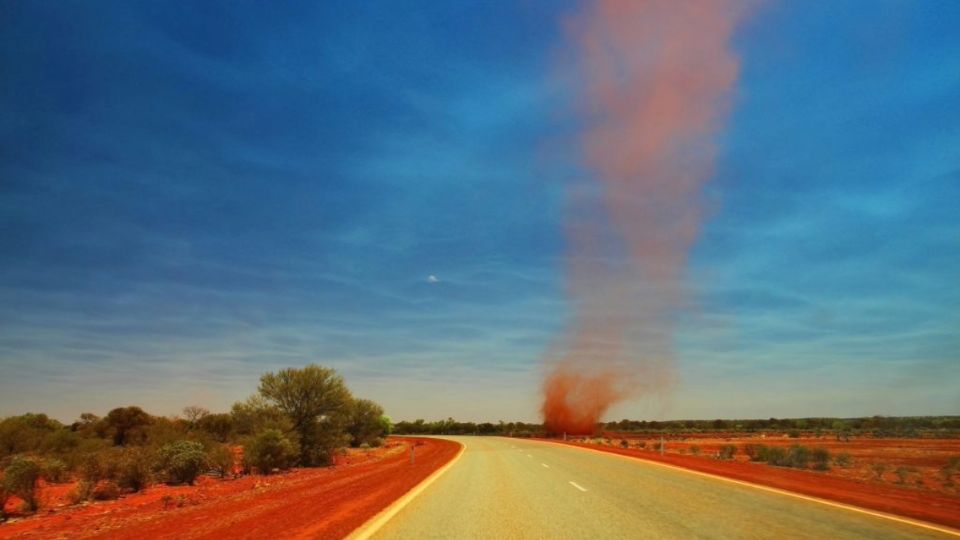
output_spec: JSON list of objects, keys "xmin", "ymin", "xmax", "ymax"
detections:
[
  {"xmin": 812, "ymin": 447, "xmax": 831, "ymax": 471},
  {"xmin": 717, "ymin": 445, "xmax": 736, "ymax": 460},
  {"xmin": 154, "ymin": 441, "xmax": 207, "ymax": 485},
  {"xmin": 744, "ymin": 444, "xmax": 765, "ymax": 461},
  {"xmin": 40, "ymin": 458, "xmax": 69, "ymax": 483},
  {"xmin": 620, "ymin": 439, "xmax": 629, "ymax": 449},
  {"xmin": 690, "ymin": 445, "xmax": 700, "ymax": 455},
  {"xmin": 243, "ymin": 429, "xmax": 298, "ymax": 475},
  {"xmin": 71, "ymin": 480, "xmax": 96, "ymax": 503},
  {"xmin": 207, "ymin": 444, "xmax": 235, "ymax": 478},
  {"xmin": 116, "ymin": 448, "xmax": 152, "ymax": 492},
  {"xmin": 346, "ymin": 399, "xmax": 388, "ymax": 448},
  {"xmin": 764, "ymin": 446, "xmax": 787, "ymax": 465},
  {"xmin": 1, "ymin": 456, "xmax": 41, "ymax": 512},
  {"xmin": 786, "ymin": 445, "xmax": 810, "ymax": 468},
  {"xmin": 834, "ymin": 452, "xmax": 853, "ymax": 467},
  {"xmin": 787, "ymin": 430, "xmax": 801, "ymax": 439},
  {"xmin": 635, "ymin": 441, "xmax": 646, "ymax": 449},
  {"xmin": 895, "ymin": 466, "xmax": 915, "ymax": 484},
  {"xmin": 79, "ymin": 450, "xmax": 118, "ymax": 484}
]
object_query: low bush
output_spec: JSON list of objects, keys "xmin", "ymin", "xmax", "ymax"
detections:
[
  {"xmin": 744, "ymin": 444, "xmax": 765, "ymax": 461},
  {"xmin": 812, "ymin": 447, "xmax": 830, "ymax": 471},
  {"xmin": 243, "ymin": 429, "xmax": 298, "ymax": 475},
  {"xmin": 834, "ymin": 452, "xmax": 853, "ymax": 467},
  {"xmin": 717, "ymin": 445, "xmax": 736, "ymax": 460},
  {"xmin": 40, "ymin": 458, "xmax": 69, "ymax": 483},
  {"xmin": 116, "ymin": 448, "xmax": 152, "ymax": 492},
  {"xmin": 620, "ymin": 439, "xmax": 629, "ymax": 449},
  {"xmin": 690, "ymin": 445, "xmax": 700, "ymax": 455},
  {"xmin": 635, "ymin": 441, "xmax": 646, "ymax": 449},
  {"xmin": 207, "ymin": 444, "xmax": 235, "ymax": 479},
  {"xmin": 154, "ymin": 441, "xmax": 207, "ymax": 485},
  {"xmin": 70, "ymin": 480, "xmax": 96, "ymax": 503},
  {"xmin": 1, "ymin": 456, "xmax": 41, "ymax": 512}
]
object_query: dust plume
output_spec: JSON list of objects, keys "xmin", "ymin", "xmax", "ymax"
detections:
[{"xmin": 542, "ymin": 0, "xmax": 753, "ymax": 435}]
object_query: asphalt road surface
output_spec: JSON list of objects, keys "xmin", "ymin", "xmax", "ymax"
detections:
[{"xmin": 371, "ymin": 436, "xmax": 957, "ymax": 540}]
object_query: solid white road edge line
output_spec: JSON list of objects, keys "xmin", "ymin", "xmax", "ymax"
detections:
[
  {"xmin": 529, "ymin": 438, "xmax": 960, "ymax": 538},
  {"xmin": 569, "ymin": 481, "xmax": 588, "ymax": 492},
  {"xmin": 347, "ymin": 439, "xmax": 466, "ymax": 540}
]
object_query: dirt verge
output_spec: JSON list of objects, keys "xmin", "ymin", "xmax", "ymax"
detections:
[{"xmin": 0, "ymin": 437, "xmax": 460, "ymax": 540}]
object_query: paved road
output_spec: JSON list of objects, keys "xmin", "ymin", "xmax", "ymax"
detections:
[{"xmin": 371, "ymin": 436, "xmax": 957, "ymax": 540}]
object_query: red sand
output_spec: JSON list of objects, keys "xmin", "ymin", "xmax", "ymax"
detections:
[
  {"xmin": 544, "ymin": 438, "xmax": 960, "ymax": 530},
  {"xmin": 0, "ymin": 437, "xmax": 460, "ymax": 539}
]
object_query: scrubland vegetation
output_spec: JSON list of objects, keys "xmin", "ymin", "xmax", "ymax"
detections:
[{"xmin": 0, "ymin": 364, "xmax": 389, "ymax": 520}]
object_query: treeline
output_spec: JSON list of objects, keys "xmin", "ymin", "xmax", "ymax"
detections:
[
  {"xmin": 392, "ymin": 416, "xmax": 960, "ymax": 438},
  {"xmin": 0, "ymin": 364, "xmax": 390, "ymax": 520},
  {"xmin": 393, "ymin": 419, "xmax": 542, "ymax": 437},
  {"xmin": 602, "ymin": 416, "xmax": 960, "ymax": 438}
]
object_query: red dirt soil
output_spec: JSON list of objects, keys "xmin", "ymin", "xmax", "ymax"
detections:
[
  {"xmin": 543, "ymin": 439, "xmax": 960, "ymax": 530},
  {"xmin": 0, "ymin": 437, "xmax": 460, "ymax": 540}
]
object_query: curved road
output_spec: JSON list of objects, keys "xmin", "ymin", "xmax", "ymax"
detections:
[{"xmin": 371, "ymin": 436, "xmax": 957, "ymax": 540}]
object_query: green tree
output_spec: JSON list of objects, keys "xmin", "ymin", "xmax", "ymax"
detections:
[
  {"xmin": 346, "ymin": 399, "xmax": 387, "ymax": 447},
  {"xmin": 258, "ymin": 364, "xmax": 353, "ymax": 466},
  {"xmin": 196, "ymin": 413, "xmax": 234, "ymax": 442},
  {"xmin": 103, "ymin": 406, "xmax": 153, "ymax": 446},
  {"xmin": 230, "ymin": 396, "xmax": 292, "ymax": 437}
]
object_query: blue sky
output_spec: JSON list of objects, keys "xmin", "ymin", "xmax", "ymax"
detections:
[{"xmin": 1, "ymin": 1, "xmax": 957, "ymax": 422}]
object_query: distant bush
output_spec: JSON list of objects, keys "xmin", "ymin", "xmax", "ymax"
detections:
[
  {"xmin": 690, "ymin": 445, "xmax": 700, "ymax": 455},
  {"xmin": 635, "ymin": 441, "xmax": 646, "ymax": 450},
  {"xmin": 71, "ymin": 480, "xmax": 96, "ymax": 503},
  {"xmin": 40, "ymin": 458, "xmax": 69, "ymax": 483},
  {"xmin": 620, "ymin": 439, "xmax": 629, "ymax": 449},
  {"xmin": 744, "ymin": 444, "xmax": 765, "ymax": 461},
  {"xmin": 811, "ymin": 447, "xmax": 831, "ymax": 471},
  {"xmin": 834, "ymin": 452, "xmax": 853, "ymax": 468},
  {"xmin": 788, "ymin": 430, "xmax": 801, "ymax": 439},
  {"xmin": 717, "ymin": 445, "xmax": 736, "ymax": 460},
  {"xmin": 80, "ymin": 450, "xmax": 118, "ymax": 484},
  {"xmin": 207, "ymin": 444, "xmax": 235, "ymax": 479},
  {"xmin": 154, "ymin": 441, "xmax": 207, "ymax": 485},
  {"xmin": 786, "ymin": 445, "xmax": 810, "ymax": 468},
  {"xmin": 1, "ymin": 456, "xmax": 41, "ymax": 512},
  {"xmin": 116, "ymin": 448, "xmax": 152, "ymax": 492},
  {"xmin": 764, "ymin": 446, "xmax": 787, "ymax": 465},
  {"xmin": 939, "ymin": 457, "xmax": 959, "ymax": 487},
  {"xmin": 103, "ymin": 406, "xmax": 153, "ymax": 446},
  {"xmin": 895, "ymin": 466, "xmax": 915, "ymax": 484},
  {"xmin": 243, "ymin": 429, "xmax": 298, "ymax": 475}
]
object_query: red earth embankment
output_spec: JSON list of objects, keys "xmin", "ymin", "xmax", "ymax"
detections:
[
  {"xmin": 0, "ymin": 437, "xmax": 460, "ymax": 540},
  {"xmin": 541, "ymin": 439, "xmax": 960, "ymax": 530}
]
